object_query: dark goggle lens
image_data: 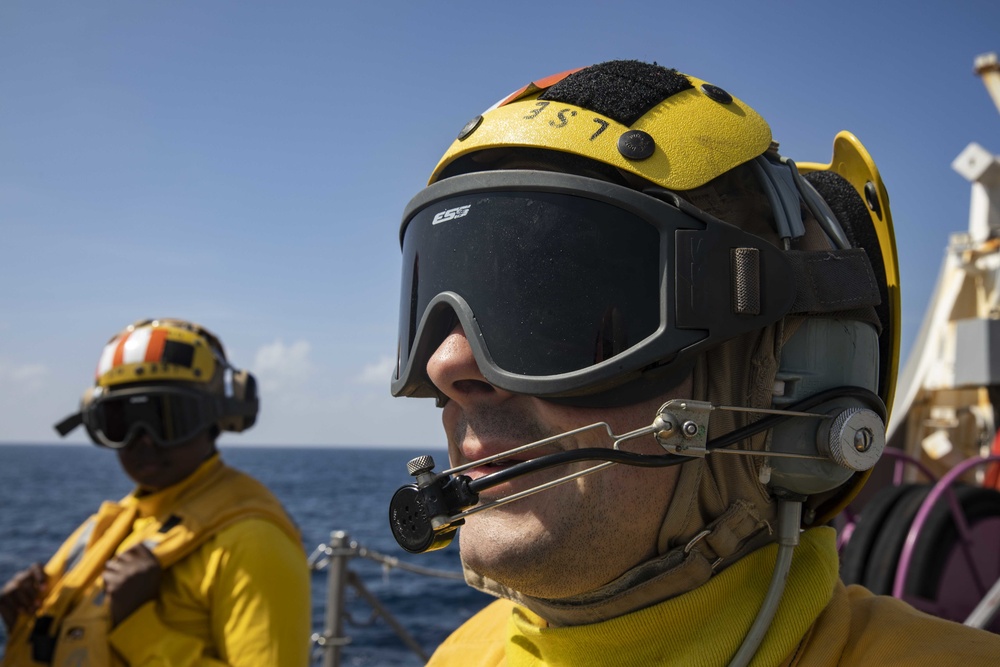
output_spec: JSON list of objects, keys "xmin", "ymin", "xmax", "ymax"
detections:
[
  {"xmin": 398, "ymin": 191, "xmax": 662, "ymax": 380},
  {"xmin": 90, "ymin": 392, "xmax": 211, "ymax": 446}
]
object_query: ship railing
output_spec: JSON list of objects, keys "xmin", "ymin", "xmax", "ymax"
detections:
[{"xmin": 306, "ymin": 530, "xmax": 465, "ymax": 667}]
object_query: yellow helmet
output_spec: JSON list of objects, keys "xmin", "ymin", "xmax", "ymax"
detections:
[
  {"xmin": 55, "ymin": 319, "xmax": 259, "ymax": 447},
  {"xmin": 431, "ymin": 64, "xmax": 772, "ymax": 191},
  {"xmin": 394, "ymin": 60, "xmax": 900, "ymax": 525},
  {"xmin": 94, "ymin": 318, "xmax": 222, "ymax": 389}
]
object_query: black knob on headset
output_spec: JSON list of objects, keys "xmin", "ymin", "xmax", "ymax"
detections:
[{"xmin": 407, "ymin": 455, "xmax": 436, "ymax": 476}]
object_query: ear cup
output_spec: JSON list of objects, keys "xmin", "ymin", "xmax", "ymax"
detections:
[
  {"xmin": 218, "ymin": 369, "xmax": 259, "ymax": 432},
  {"xmin": 237, "ymin": 371, "xmax": 258, "ymax": 430},
  {"xmin": 767, "ymin": 317, "xmax": 882, "ymax": 495},
  {"xmin": 789, "ymin": 170, "xmax": 895, "ymax": 525}
]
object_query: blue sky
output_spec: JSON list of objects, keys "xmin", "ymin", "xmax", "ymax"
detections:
[{"xmin": 2, "ymin": 1, "xmax": 998, "ymax": 448}]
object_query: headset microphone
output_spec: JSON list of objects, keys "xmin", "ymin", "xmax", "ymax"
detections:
[{"xmin": 389, "ymin": 456, "xmax": 478, "ymax": 554}]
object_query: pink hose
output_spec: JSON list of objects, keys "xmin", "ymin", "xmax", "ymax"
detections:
[{"xmin": 893, "ymin": 454, "xmax": 1000, "ymax": 598}]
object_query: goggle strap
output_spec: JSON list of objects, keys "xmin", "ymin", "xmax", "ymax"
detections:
[
  {"xmin": 732, "ymin": 248, "xmax": 762, "ymax": 316},
  {"xmin": 54, "ymin": 412, "xmax": 83, "ymax": 437},
  {"xmin": 676, "ymin": 233, "xmax": 879, "ymax": 336},
  {"xmin": 675, "ymin": 228, "xmax": 796, "ymax": 332},
  {"xmin": 786, "ymin": 249, "xmax": 881, "ymax": 314}
]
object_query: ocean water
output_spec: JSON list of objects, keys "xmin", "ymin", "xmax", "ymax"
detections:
[{"xmin": 0, "ymin": 443, "xmax": 493, "ymax": 666}]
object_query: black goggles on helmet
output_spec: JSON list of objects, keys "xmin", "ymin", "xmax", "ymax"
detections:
[
  {"xmin": 392, "ymin": 170, "xmax": 799, "ymax": 405},
  {"xmin": 81, "ymin": 386, "xmax": 221, "ymax": 448}
]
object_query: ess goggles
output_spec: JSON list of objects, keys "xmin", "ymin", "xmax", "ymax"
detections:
[
  {"xmin": 81, "ymin": 386, "xmax": 221, "ymax": 448},
  {"xmin": 392, "ymin": 170, "xmax": 804, "ymax": 404}
]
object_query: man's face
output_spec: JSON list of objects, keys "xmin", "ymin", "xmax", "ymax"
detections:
[
  {"xmin": 116, "ymin": 429, "xmax": 216, "ymax": 492},
  {"xmin": 427, "ymin": 324, "xmax": 686, "ymax": 599}
]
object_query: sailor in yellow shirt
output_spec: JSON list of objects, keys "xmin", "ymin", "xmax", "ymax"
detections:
[
  {"xmin": 385, "ymin": 60, "xmax": 1000, "ymax": 665},
  {"xmin": 0, "ymin": 318, "xmax": 311, "ymax": 667}
]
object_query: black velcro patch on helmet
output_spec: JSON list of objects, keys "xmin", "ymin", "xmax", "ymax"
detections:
[
  {"xmin": 539, "ymin": 60, "xmax": 693, "ymax": 126},
  {"xmin": 162, "ymin": 340, "xmax": 195, "ymax": 367}
]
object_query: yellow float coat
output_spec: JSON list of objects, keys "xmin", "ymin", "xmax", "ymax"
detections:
[
  {"xmin": 2, "ymin": 455, "xmax": 310, "ymax": 667},
  {"xmin": 427, "ymin": 528, "xmax": 1000, "ymax": 666}
]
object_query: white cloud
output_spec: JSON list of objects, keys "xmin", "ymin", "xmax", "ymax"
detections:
[
  {"xmin": 356, "ymin": 356, "xmax": 395, "ymax": 385},
  {"xmin": 253, "ymin": 339, "xmax": 312, "ymax": 392}
]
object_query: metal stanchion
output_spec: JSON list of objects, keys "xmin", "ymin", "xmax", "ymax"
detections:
[
  {"xmin": 308, "ymin": 531, "xmax": 466, "ymax": 664},
  {"xmin": 315, "ymin": 531, "xmax": 351, "ymax": 667}
]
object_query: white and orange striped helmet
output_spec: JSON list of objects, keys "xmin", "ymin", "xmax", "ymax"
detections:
[
  {"xmin": 55, "ymin": 319, "xmax": 258, "ymax": 445},
  {"xmin": 94, "ymin": 318, "xmax": 222, "ymax": 389}
]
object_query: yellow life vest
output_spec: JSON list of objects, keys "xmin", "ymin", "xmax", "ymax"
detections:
[{"xmin": 2, "ymin": 457, "xmax": 301, "ymax": 667}]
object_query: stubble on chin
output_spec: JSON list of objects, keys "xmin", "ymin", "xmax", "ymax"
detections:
[{"xmin": 446, "ymin": 402, "xmax": 555, "ymax": 464}]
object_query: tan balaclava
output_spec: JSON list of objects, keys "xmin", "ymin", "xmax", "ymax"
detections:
[{"xmin": 463, "ymin": 162, "xmax": 828, "ymax": 625}]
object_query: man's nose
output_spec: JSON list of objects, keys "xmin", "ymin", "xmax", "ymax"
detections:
[
  {"xmin": 426, "ymin": 323, "xmax": 511, "ymax": 404},
  {"xmin": 123, "ymin": 428, "xmax": 157, "ymax": 450}
]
